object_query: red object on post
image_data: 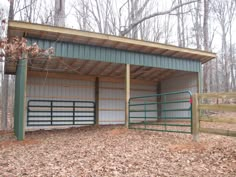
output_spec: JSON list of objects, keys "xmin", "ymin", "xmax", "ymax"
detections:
[{"xmin": 189, "ymin": 98, "xmax": 192, "ymax": 104}]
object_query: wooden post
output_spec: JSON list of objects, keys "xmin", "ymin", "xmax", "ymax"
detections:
[
  {"xmin": 192, "ymin": 93, "xmax": 199, "ymax": 142},
  {"xmin": 125, "ymin": 64, "xmax": 130, "ymax": 128},
  {"xmin": 95, "ymin": 77, "xmax": 99, "ymax": 126}
]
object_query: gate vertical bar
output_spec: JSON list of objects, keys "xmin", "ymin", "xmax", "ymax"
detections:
[
  {"xmin": 50, "ymin": 101, "xmax": 53, "ymax": 125},
  {"xmin": 93, "ymin": 102, "xmax": 96, "ymax": 125},
  {"xmin": 144, "ymin": 102, "xmax": 147, "ymax": 129},
  {"xmin": 73, "ymin": 101, "xmax": 75, "ymax": 125},
  {"xmin": 128, "ymin": 99, "xmax": 131, "ymax": 128}
]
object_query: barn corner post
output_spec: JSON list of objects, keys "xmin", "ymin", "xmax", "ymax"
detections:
[
  {"xmin": 14, "ymin": 53, "xmax": 28, "ymax": 140},
  {"xmin": 125, "ymin": 64, "xmax": 130, "ymax": 128},
  {"xmin": 192, "ymin": 64, "xmax": 202, "ymax": 142}
]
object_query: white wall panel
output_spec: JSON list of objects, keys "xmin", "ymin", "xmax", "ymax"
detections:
[
  {"xmin": 129, "ymin": 83, "xmax": 158, "ymax": 124},
  {"xmin": 99, "ymin": 81, "xmax": 157, "ymax": 125},
  {"xmin": 26, "ymin": 76, "xmax": 95, "ymax": 129},
  {"xmin": 27, "ymin": 74, "xmax": 195, "ymax": 128},
  {"xmin": 161, "ymin": 72, "xmax": 198, "ymax": 119},
  {"xmin": 99, "ymin": 81, "xmax": 125, "ymax": 124}
]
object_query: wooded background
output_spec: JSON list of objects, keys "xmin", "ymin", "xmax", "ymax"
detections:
[{"xmin": 0, "ymin": 0, "xmax": 236, "ymax": 130}]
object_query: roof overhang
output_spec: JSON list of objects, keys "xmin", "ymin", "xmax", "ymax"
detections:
[{"xmin": 8, "ymin": 21, "xmax": 216, "ymax": 64}]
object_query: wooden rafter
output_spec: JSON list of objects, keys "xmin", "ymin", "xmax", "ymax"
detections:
[
  {"xmin": 148, "ymin": 69, "xmax": 169, "ymax": 81},
  {"xmin": 65, "ymin": 60, "xmax": 78, "ymax": 71},
  {"xmin": 85, "ymin": 61, "xmax": 102, "ymax": 75},
  {"xmin": 106, "ymin": 64, "xmax": 122, "ymax": 76},
  {"xmin": 131, "ymin": 66, "xmax": 151, "ymax": 78},
  {"xmin": 111, "ymin": 65, "xmax": 124, "ymax": 76},
  {"xmin": 95, "ymin": 62, "xmax": 112, "ymax": 76},
  {"xmin": 77, "ymin": 60, "xmax": 90, "ymax": 73},
  {"xmin": 154, "ymin": 70, "xmax": 176, "ymax": 82},
  {"xmin": 140, "ymin": 67, "xmax": 159, "ymax": 78},
  {"xmin": 99, "ymin": 63, "xmax": 113, "ymax": 76},
  {"xmin": 130, "ymin": 65, "xmax": 143, "ymax": 74},
  {"xmin": 131, "ymin": 66, "xmax": 146, "ymax": 75}
]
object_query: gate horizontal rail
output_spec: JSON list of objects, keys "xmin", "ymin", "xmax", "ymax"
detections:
[
  {"xmin": 129, "ymin": 90, "xmax": 192, "ymax": 133},
  {"xmin": 27, "ymin": 100, "xmax": 95, "ymax": 126}
]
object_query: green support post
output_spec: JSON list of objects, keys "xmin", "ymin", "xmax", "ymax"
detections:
[{"xmin": 14, "ymin": 57, "xmax": 27, "ymax": 140}]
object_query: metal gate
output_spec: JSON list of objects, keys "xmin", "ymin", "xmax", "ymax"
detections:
[
  {"xmin": 27, "ymin": 100, "xmax": 95, "ymax": 126},
  {"xmin": 129, "ymin": 90, "xmax": 192, "ymax": 133}
]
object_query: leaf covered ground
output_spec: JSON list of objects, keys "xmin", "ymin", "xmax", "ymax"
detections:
[{"xmin": 0, "ymin": 126, "xmax": 235, "ymax": 177}]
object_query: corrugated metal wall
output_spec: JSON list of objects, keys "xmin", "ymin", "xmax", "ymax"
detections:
[
  {"xmin": 27, "ymin": 38, "xmax": 201, "ymax": 72},
  {"xmin": 161, "ymin": 72, "xmax": 198, "ymax": 118},
  {"xmin": 26, "ymin": 71, "xmax": 197, "ymax": 128},
  {"xmin": 99, "ymin": 81, "xmax": 125, "ymax": 124},
  {"xmin": 27, "ymin": 76, "xmax": 157, "ymax": 127},
  {"xmin": 26, "ymin": 76, "xmax": 95, "ymax": 128},
  {"xmin": 99, "ymin": 80, "xmax": 157, "ymax": 124},
  {"xmin": 129, "ymin": 83, "xmax": 158, "ymax": 123},
  {"xmin": 27, "ymin": 77, "xmax": 95, "ymax": 101}
]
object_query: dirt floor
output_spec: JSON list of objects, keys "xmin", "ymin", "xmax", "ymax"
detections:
[{"xmin": 0, "ymin": 126, "xmax": 235, "ymax": 177}]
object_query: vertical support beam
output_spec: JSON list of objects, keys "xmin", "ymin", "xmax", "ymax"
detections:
[
  {"xmin": 125, "ymin": 64, "xmax": 130, "ymax": 127},
  {"xmin": 156, "ymin": 82, "xmax": 161, "ymax": 120},
  {"xmin": 14, "ymin": 57, "xmax": 27, "ymax": 140},
  {"xmin": 95, "ymin": 77, "xmax": 99, "ymax": 125},
  {"xmin": 192, "ymin": 94, "xmax": 199, "ymax": 142}
]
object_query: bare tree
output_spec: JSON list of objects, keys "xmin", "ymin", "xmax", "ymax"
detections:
[
  {"xmin": 203, "ymin": 0, "xmax": 210, "ymax": 93},
  {"xmin": 120, "ymin": 0, "xmax": 197, "ymax": 36},
  {"xmin": 73, "ymin": 0, "xmax": 91, "ymax": 30},
  {"xmin": 39, "ymin": 0, "xmax": 54, "ymax": 25},
  {"xmin": 73, "ymin": 0, "xmax": 117, "ymax": 34},
  {"xmin": 211, "ymin": 0, "xmax": 236, "ymax": 92}
]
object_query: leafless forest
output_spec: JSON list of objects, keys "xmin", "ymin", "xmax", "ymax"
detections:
[{"xmin": 1, "ymin": 0, "xmax": 236, "ymax": 129}]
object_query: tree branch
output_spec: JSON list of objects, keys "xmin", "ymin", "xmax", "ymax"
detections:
[{"xmin": 120, "ymin": 0, "xmax": 197, "ymax": 36}]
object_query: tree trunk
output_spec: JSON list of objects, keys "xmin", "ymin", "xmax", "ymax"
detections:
[
  {"xmin": 203, "ymin": 0, "xmax": 209, "ymax": 93},
  {"xmin": 54, "ymin": 0, "xmax": 65, "ymax": 27},
  {"xmin": 1, "ymin": 0, "xmax": 12, "ymax": 130},
  {"xmin": 9, "ymin": 0, "xmax": 14, "ymax": 20},
  {"xmin": 1, "ymin": 75, "xmax": 9, "ymax": 130}
]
